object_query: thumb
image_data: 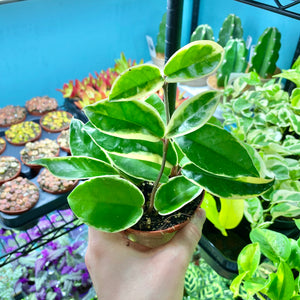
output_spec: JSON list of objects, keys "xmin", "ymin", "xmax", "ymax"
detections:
[{"xmin": 171, "ymin": 208, "xmax": 206, "ymax": 255}]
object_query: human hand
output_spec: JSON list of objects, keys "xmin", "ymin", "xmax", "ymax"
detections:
[{"xmin": 85, "ymin": 208, "xmax": 206, "ymax": 300}]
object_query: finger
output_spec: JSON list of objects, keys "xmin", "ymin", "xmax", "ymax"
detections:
[{"xmin": 171, "ymin": 208, "xmax": 206, "ymax": 255}]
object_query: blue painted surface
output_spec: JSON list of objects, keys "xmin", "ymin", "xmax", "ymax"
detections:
[
  {"xmin": 0, "ymin": 0, "xmax": 167, "ymax": 106},
  {"xmin": 197, "ymin": 0, "xmax": 300, "ymax": 71},
  {"xmin": 0, "ymin": 0, "xmax": 299, "ymax": 107}
]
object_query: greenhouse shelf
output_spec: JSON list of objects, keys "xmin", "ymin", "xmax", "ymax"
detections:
[{"xmin": 0, "ymin": 206, "xmax": 82, "ymax": 268}]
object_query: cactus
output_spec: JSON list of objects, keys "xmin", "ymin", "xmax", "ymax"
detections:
[
  {"xmin": 155, "ymin": 12, "xmax": 167, "ymax": 55},
  {"xmin": 218, "ymin": 14, "xmax": 243, "ymax": 47},
  {"xmin": 216, "ymin": 39, "xmax": 248, "ymax": 87},
  {"xmin": 250, "ymin": 27, "xmax": 281, "ymax": 79},
  {"xmin": 190, "ymin": 24, "xmax": 214, "ymax": 42}
]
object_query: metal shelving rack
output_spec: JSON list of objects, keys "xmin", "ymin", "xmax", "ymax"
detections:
[
  {"xmin": 234, "ymin": 0, "xmax": 300, "ymax": 20},
  {"xmin": 0, "ymin": 206, "xmax": 82, "ymax": 268}
]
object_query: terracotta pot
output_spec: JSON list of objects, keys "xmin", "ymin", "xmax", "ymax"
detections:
[
  {"xmin": 124, "ymin": 192, "xmax": 205, "ymax": 248},
  {"xmin": 40, "ymin": 111, "xmax": 73, "ymax": 133},
  {"xmin": 0, "ymin": 105, "xmax": 27, "ymax": 128}
]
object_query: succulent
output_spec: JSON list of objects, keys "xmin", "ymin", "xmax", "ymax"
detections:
[
  {"xmin": 155, "ymin": 12, "xmax": 167, "ymax": 56},
  {"xmin": 0, "ymin": 156, "xmax": 21, "ymax": 183},
  {"xmin": 25, "ymin": 96, "xmax": 58, "ymax": 115},
  {"xmin": 216, "ymin": 39, "xmax": 248, "ymax": 87},
  {"xmin": 5, "ymin": 121, "xmax": 41, "ymax": 145},
  {"xmin": 0, "ymin": 105, "xmax": 27, "ymax": 127},
  {"xmin": 0, "ymin": 177, "xmax": 39, "ymax": 213},
  {"xmin": 0, "ymin": 137, "xmax": 6, "ymax": 155},
  {"xmin": 190, "ymin": 24, "xmax": 214, "ymax": 42},
  {"xmin": 57, "ymin": 129, "xmax": 70, "ymax": 153},
  {"xmin": 250, "ymin": 27, "xmax": 281, "ymax": 79},
  {"xmin": 20, "ymin": 138, "xmax": 60, "ymax": 165},
  {"xmin": 40, "ymin": 111, "xmax": 72, "ymax": 132},
  {"xmin": 218, "ymin": 14, "xmax": 244, "ymax": 47},
  {"xmin": 37, "ymin": 168, "xmax": 77, "ymax": 194}
]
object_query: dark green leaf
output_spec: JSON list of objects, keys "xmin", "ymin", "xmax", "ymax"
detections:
[
  {"xmin": 287, "ymin": 239, "xmax": 300, "ymax": 272},
  {"xmin": 154, "ymin": 176, "xmax": 203, "ymax": 215},
  {"xmin": 164, "ymin": 40, "xmax": 224, "ymax": 83},
  {"xmin": 69, "ymin": 118, "xmax": 109, "ymax": 162},
  {"xmin": 166, "ymin": 91, "xmax": 220, "ymax": 138},
  {"xmin": 181, "ymin": 163, "xmax": 274, "ymax": 199},
  {"xmin": 32, "ymin": 156, "xmax": 118, "ymax": 179},
  {"xmin": 84, "ymin": 99, "xmax": 165, "ymax": 141},
  {"xmin": 109, "ymin": 64, "xmax": 164, "ymax": 101},
  {"xmin": 176, "ymin": 124, "xmax": 260, "ymax": 178},
  {"xmin": 68, "ymin": 177, "xmax": 144, "ymax": 232}
]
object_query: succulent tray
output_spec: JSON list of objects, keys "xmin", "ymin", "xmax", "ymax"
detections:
[{"xmin": 0, "ymin": 111, "xmax": 73, "ymax": 229}]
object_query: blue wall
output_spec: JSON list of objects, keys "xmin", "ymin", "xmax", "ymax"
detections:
[
  {"xmin": 0, "ymin": 0, "xmax": 167, "ymax": 106},
  {"xmin": 197, "ymin": 0, "xmax": 299, "ymax": 71},
  {"xmin": 1, "ymin": 0, "xmax": 299, "ymax": 107}
]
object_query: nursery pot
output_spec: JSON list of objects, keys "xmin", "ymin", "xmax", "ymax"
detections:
[{"xmin": 124, "ymin": 192, "xmax": 205, "ymax": 248}]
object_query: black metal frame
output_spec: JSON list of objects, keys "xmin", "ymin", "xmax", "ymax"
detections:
[
  {"xmin": 234, "ymin": 0, "xmax": 300, "ymax": 20},
  {"xmin": 0, "ymin": 207, "xmax": 82, "ymax": 267}
]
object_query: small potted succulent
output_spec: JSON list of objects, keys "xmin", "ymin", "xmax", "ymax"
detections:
[
  {"xmin": 40, "ymin": 111, "xmax": 73, "ymax": 133},
  {"xmin": 34, "ymin": 40, "xmax": 274, "ymax": 248},
  {"xmin": 0, "ymin": 105, "xmax": 27, "ymax": 128},
  {"xmin": 20, "ymin": 138, "xmax": 60, "ymax": 170},
  {"xmin": 5, "ymin": 121, "xmax": 42, "ymax": 146},
  {"xmin": 25, "ymin": 96, "xmax": 58, "ymax": 116},
  {"xmin": 37, "ymin": 168, "xmax": 78, "ymax": 194},
  {"xmin": 0, "ymin": 176, "xmax": 40, "ymax": 215},
  {"xmin": 0, "ymin": 156, "xmax": 22, "ymax": 184},
  {"xmin": 0, "ymin": 137, "xmax": 6, "ymax": 155},
  {"xmin": 57, "ymin": 129, "xmax": 70, "ymax": 153}
]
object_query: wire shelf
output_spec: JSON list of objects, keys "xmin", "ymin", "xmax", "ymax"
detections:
[
  {"xmin": 0, "ymin": 207, "xmax": 82, "ymax": 267},
  {"xmin": 234, "ymin": 0, "xmax": 300, "ymax": 19}
]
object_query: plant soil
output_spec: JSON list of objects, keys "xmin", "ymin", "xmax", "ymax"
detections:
[{"xmin": 131, "ymin": 181, "xmax": 202, "ymax": 231}]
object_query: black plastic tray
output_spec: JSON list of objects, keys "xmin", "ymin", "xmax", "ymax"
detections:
[{"xmin": 0, "ymin": 113, "xmax": 70, "ymax": 230}]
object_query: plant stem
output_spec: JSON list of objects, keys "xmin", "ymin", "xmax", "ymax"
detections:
[
  {"xmin": 147, "ymin": 83, "xmax": 171, "ymax": 214},
  {"xmin": 147, "ymin": 139, "xmax": 170, "ymax": 214}
]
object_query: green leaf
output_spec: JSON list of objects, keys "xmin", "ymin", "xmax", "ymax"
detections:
[
  {"xmin": 108, "ymin": 154, "xmax": 170, "ymax": 183},
  {"xmin": 181, "ymin": 163, "xmax": 274, "ymax": 199},
  {"xmin": 230, "ymin": 271, "xmax": 249, "ymax": 298},
  {"xmin": 154, "ymin": 176, "xmax": 203, "ymax": 215},
  {"xmin": 84, "ymin": 98, "xmax": 165, "ymax": 142},
  {"xmin": 68, "ymin": 176, "xmax": 144, "ymax": 232},
  {"xmin": 201, "ymin": 193, "xmax": 227, "ymax": 235},
  {"xmin": 176, "ymin": 124, "xmax": 260, "ymax": 178},
  {"xmin": 291, "ymin": 88, "xmax": 300, "ymax": 109},
  {"xmin": 287, "ymin": 239, "xmax": 300, "ymax": 272},
  {"xmin": 109, "ymin": 64, "xmax": 164, "ymax": 101},
  {"xmin": 219, "ymin": 198, "xmax": 244, "ymax": 230},
  {"xmin": 267, "ymin": 261, "xmax": 294, "ymax": 300},
  {"xmin": 32, "ymin": 156, "xmax": 118, "ymax": 179},
  {"xmin": 250, "ymin": 228, "xmax": 291, "ymax": 262},
  {"xmin": 69, "ymin": 118, "xmax": 109, "ymax": 163},
  {"xmin": 244, "ymin": 277, "xmax": 270, "ymax": 296},
  {"xmin": 237, "ymin": 243, "xmax": 261, "ymax": 277},
  {"xmin": 145, "ymin": 93, "xmax": 166, "ymax": 124},
  {"xmin": 295, "ymin": 219, "xmax": 300, "ymax": 230},
  {"xmin": 263, "ymin": 154, "xmax": 290, "ymax": 180},
  {"xmin": 166, "ymin": 90, "xmax": 220, "ymax": 138},
  {"xmin": 244, "ymin": 197, "xmax": 264, "ymax": 225},
  {"xmin": 164, "ymin": 40, "xmax": 224, "ymax": 83}
]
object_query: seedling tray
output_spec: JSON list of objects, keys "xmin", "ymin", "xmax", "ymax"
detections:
[{"xmin": 0, "ymin": 114, "xmax": 70, "ymax": 230}]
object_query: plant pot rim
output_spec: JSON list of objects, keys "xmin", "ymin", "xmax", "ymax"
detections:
[{"xmin": 40, "ymin": 179, "xmax": 78, "ymax": 195}]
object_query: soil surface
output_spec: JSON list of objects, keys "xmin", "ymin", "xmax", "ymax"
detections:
[{"xmin": 132, "ymin": 181, "xmax": 202, "ymax": 231}]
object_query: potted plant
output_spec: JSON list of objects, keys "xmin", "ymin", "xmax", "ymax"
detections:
[
  {"xmin": 230, "ymin": 222, "xmax": 300, "ymax": 299},
  {"xmin": 25, "ymin": 96, "xmax": 58, "ymax": 116},
  {"xmin": 33, "ymin": 40, "xmax": 274, "ymax": 248},
  {"xmin": 0, "ymin": 105, "xmax": 27, "ymax": 128}
]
